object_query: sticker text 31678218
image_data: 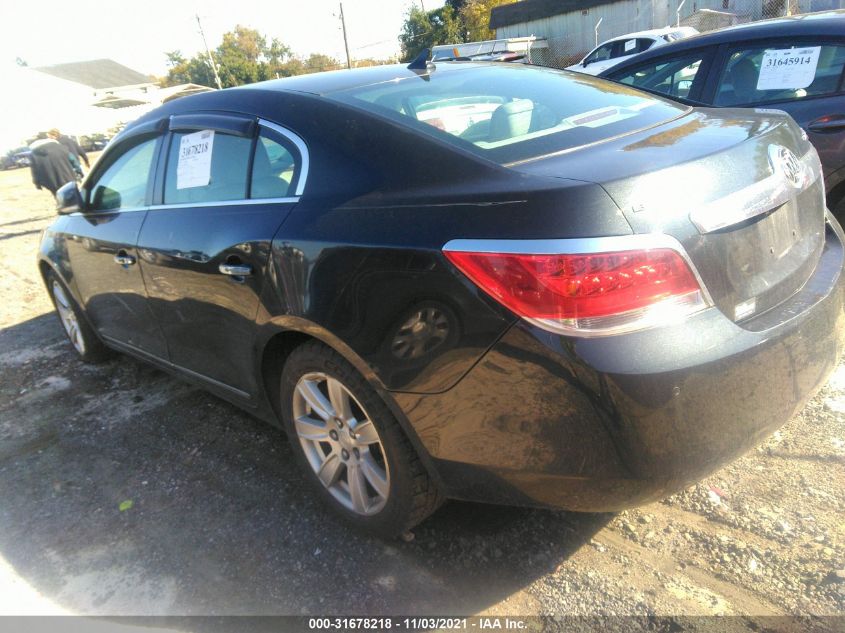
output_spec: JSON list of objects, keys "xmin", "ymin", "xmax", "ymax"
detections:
[{"xmin": 176, "ymin": 130, "xmax": 215, "ymax": 190}]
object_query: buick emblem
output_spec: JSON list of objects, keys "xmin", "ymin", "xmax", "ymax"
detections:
[{"xmin": 768, "ymin": 145, "xmax": 803, "ymax": 189}]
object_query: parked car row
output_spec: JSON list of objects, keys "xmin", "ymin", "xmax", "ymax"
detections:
[
  {"xmin": 595, "ymin": 10, "xmax": 845, "ymax": 217},
  {"xmin": 566, "ymin": 26, "xmax": 699, "ymax": 76},
  {"xmin": 79, "ymin": 134, "xmax": 110, "ymax": 152},
  {"xmin": 1, "ymin": 147, "xmax": 31, "ymax": 170}
]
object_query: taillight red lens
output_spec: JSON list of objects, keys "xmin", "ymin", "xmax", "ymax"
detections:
[{"xmin": 444, "ymin": 247, "xmax": 705, "ymax": 331}]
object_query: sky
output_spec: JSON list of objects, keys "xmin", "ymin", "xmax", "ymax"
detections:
[{"xmin": 1, "ymin": 0, "xmax": 446, "ymax": 76}]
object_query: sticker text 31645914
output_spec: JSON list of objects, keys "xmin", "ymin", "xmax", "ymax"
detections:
[{"xmin": 756, "ymin": 47, "xmax": 821, "ymax": 91}]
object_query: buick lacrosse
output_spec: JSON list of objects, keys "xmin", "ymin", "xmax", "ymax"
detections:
[{"xmin": 39, "ymin": 60, "xmax": 845, "ymax": 536}]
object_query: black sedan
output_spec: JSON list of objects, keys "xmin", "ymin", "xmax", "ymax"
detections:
[
  {"xmin": 38, "ymin": 60, "xmax": 845, "ymax": 536},
  {"xmin": 599, "ymin": 10, "xmax": 845, "ymax": 218}
]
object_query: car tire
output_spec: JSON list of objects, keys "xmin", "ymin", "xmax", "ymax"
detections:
[
  {"xmin": 280, "ymin": 340, "xmax": 442, "ymax": 537},
  {"xmin": 46, "ymin": 271, "xmax": 111, "ymax": 363}
]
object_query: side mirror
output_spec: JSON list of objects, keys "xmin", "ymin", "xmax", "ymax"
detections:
[
  {"xmin": 582, "ymin": 60, "xmax": 589, "ymax": 67},
  {"xmin": 56, "ymin": 181, "xmax": 83, "ymax": 215}
]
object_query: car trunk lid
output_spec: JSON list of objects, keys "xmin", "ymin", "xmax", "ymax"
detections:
[{"xmin": 510, "ymin": 108, "xmax": 827, "ymax": 324}]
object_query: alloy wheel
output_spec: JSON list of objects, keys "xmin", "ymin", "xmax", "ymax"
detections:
[
  {"xmin": 292, "ymin": 372, "xmax": 390, "ymax": 515},
  {"xmin": 52, "ymin": 281, "xmax": 86, "ymax": 355}
]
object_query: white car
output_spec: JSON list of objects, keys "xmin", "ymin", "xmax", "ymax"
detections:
[{"xmin": 566, "ymin": 26, "xmax": 698, "ymax": 76}]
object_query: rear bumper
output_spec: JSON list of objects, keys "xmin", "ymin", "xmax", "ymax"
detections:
[{"xmin": 394, "ymin": 217, "xmax": 845, "ymax": 511}]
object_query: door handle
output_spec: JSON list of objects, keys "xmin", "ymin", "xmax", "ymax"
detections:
[
  {"xmin": 114, "ymin": 251, "xmax": 136, "ymax": 266},
  {"xmin": 218, "ymin": 263, "xmax": 253, "ymax": 277},
  {"xmin": 807, "ymin": 115, "xmax": 845, "ymax": 133}
]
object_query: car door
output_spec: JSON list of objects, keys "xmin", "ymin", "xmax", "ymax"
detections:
[
  {"xmin": 64, "ymin": 126, "xmax": 168, "ymax": 357},
  {"xmin": 137, "ymin": 114, "xmax": 306, "ymax": 399},
  {"xmin": 706, "ymin": 39, "xmax": 845, "ymax": 194}
]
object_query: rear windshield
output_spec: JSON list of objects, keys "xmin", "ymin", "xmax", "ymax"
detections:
[{"xmin": 328, "ymin": 64, "xmax": 687, "ymax": 164}]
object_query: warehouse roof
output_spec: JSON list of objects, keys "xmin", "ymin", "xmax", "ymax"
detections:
[
  {"xmin": 490, "ymin": 0, "xmax": 626, "ymax": 30},
  {"xmin": 33, "ymin": 59, "xmax": 153, "ymax": 89}
]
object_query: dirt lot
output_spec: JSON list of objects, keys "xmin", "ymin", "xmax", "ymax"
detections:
[{"xmin": 0, "ymin": 162, "xmax": 844, "ymax": 627}]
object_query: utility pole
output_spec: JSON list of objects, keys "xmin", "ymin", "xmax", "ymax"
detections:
[
  {"xmin": 339, "ymin": 3, "xmax": 352, "ymax": 69},
  {"xmin": 196, "ymin": 14, "xmax": 223, "ymax": 90}
]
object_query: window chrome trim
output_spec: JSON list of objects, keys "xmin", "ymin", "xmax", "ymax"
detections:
[
  {"xmin": 149, "ymin": 196, "xmax": 299, "ymax": 211},
  {"xmin": 69, "ymin": 206, "xmax": 149, "ymax": 217},
  {"xmin": 150, "ymin": 119, "xmax": 308, "ymax": 209},
  {"xmin": 258, "ymin": 118, "xmax": 309, "ymax": 196}
]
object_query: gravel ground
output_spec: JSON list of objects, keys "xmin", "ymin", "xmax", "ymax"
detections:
[{"xmin": 0, "ymin": 162, "xmax": 843, "ymax": 627}]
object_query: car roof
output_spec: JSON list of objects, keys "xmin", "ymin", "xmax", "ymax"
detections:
[
  {"xmin": 124, "ymin": 60, "xmax": 560, "ymax": 134},
  {"xmin": 231, "ymin": 60, "xmax": 493, "ymax": 97},
  {"xmin": 601, "ymin": 25, "xmax": 694, "ymax": 43},
  {"xmin": 598, "ymin": 9, "xmax": 845, "ymax": 75}
]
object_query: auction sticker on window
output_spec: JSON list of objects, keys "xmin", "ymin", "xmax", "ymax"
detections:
[
  {"xmin": 177, "ymin": 130, "xmax": 215, "ymax": 189},
  {"xmin": 756, "ymin": 47, "xmax": 821, "ymax": 90},
  {"xmin": 624, "ymin": 39, "xmax": 636, "ymax": 52}
]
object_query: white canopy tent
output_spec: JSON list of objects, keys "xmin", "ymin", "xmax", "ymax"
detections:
[{"xmin": 0, "ymin": 65, "xmax": 156, "ymax": 151}]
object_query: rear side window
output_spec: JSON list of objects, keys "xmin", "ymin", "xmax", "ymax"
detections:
[
  {"xmin": 611, "ymin": 55, "xmax": 705, "ymax": 100},
  {"xmin": 624, "ymin": 39, "xmax": 655, "ymax": 55},
  {"xmin": 89, "ymin": 137, "xmax": 157, "ymax": 211},
  {"xmin": 714, "ymin": 44, "xmax": 845, "ymax": 106},
  {"xmin": 164, "ymin": 131, "xmax": 252, "ymax": 204},
  {"xmin": 330, "ymin": 64, "xmax": 687, "ymax": 165},
  {"xmin": 251, "ymin": 132, "xmax": 300, "ymax": 199}
]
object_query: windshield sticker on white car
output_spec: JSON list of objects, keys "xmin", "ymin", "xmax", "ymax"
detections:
[
  {"xmin": 177, "ymin": 130, "xmax": 215, "ymax": 189},
  {"xmin": 624, "ymin": 39, "xmax": 637, "ymax": 53},
  {"xmin": 756, "ymin": 47, "xmax": 821, "ymax": 90}
]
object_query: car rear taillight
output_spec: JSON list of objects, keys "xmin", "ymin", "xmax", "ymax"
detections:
[{"xmin": 443, "ymin": 238, "xmax": 711, "ymax": 336}]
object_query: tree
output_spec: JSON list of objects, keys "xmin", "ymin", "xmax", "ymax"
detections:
[
  {"xmin": 215, "ymin": 25, "xmax": 268, "ymax": 86},
  {"xmin": 162, "ymin": 50, "xmax": 216, "ymax": 87},
  {"xmin": 460, "ymin": 0, "xmax": 519, "ymax": 42},
  {"xmin": 353, "ymin": 57, "xmax": 398, "ymax": 68},
  {"xmin": 164, "ymin": 50, "xmax": 186, "ymax": 68},
  {"xmin": 301, "ymin": 53, "xmax": 343, "ymax": 74},
  {"xmin": 399, "ymin": 5, "xmax": 465, "ymax": 62},
  {"xmin": 161, "ymin": 27, "xmax": 353, "ymax": 87}
]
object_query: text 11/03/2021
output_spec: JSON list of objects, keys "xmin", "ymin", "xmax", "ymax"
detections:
[{"xmin": 307, "ymin": 617, "xmax": 529, "ymax": 630}]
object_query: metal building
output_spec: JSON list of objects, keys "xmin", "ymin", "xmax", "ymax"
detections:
[{"xmin": 490, "ymin": 0, "xmax": 845, "ymax": 64}]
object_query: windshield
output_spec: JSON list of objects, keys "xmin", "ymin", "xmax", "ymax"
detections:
[{"xmin": 328, "ymin": 64, "xmax": 687, "ymax": 164}]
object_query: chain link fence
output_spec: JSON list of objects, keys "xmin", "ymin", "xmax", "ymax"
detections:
[{"xmin": 522, "ymin": 0, "xmax": 844, "ymax": 70}]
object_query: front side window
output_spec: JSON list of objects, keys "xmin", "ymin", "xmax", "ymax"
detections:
[
  {"xmin": 714, "ymin": 44, "xmax": 845, "ymax": 106},
  {"xmin": 163, "ymin": 131, "xmax": 252, "ymax": 204},
  {"xmin": 611, "ymin": 56, "xmax": 705, "ymax": 100},
  {"xmin": 88, "ymin": 137, "xmax": 157, "ymax": 211},
  {"xmin": 585, "ymin": 43, "xmax": 616, "ymax": 65}
]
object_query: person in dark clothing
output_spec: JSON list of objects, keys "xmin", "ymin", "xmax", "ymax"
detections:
[
  {"xmin": 48, "ymin": 128, "xmax": 89, "ymax": 174},
  {"xmin": 29, "ymin": 133, "xmax": 77, "ymax": 195}
]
